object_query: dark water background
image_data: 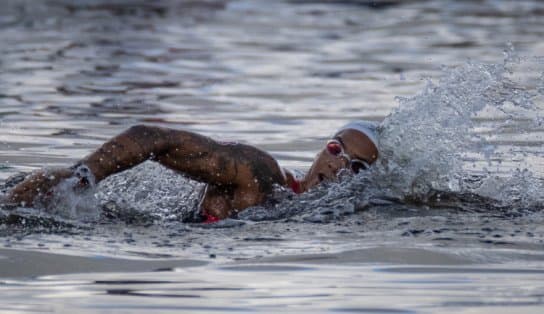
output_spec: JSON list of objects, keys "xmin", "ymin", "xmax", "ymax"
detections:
[{"xmin": 1, "ymin": 0, "xmax": 544, "ymax": 313}]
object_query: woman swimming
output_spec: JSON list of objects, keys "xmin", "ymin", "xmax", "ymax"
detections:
[{"xmin": 6, "ymin": 121, "xmax": 379, "ymax": 222}]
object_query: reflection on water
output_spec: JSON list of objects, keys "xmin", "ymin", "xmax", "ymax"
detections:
[
  {"xmin": 1, "ymin": 251, "xmax": 543, "ymax": 313},
  {"xmin": 1, "ymin": 0, "xmax": 544, "ymax": 175},
  {"xmin": 1, "ymin": 0, "xmax": 544, "ymax": 312}
]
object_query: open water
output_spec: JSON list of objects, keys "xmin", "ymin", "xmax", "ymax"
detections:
[{"xmin": 1, "ymin": 0, "xmax": 544, "ymax": 313}]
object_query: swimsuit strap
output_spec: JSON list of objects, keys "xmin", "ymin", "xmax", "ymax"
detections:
[
  {"xmin": 290, "ymin": 179, "xmax": 302, "ymax": 194},
  {"xmin": 283, "ymin": 168, "xmax": 303, "ymax": 194}
]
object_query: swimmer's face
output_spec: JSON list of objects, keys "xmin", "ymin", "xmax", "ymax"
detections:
[{"xmin": 302, "ymin": 129, "xmax": 378, "ymax": 191}]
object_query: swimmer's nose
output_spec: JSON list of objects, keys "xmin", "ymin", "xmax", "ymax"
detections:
[
  {"xmin": 322, "ymin": 149, "xmax": 349, "ymax": 174},
  {"xmin": 302, "ymin": 149, "xmax": 348, "ymax": 190}
]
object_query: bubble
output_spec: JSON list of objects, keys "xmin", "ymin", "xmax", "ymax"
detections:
[{"xmin": 95, "ymin": 161, "xmax": 204, "ymax": 222}]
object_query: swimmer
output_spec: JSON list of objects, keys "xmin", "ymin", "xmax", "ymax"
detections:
[{"xmin": 6, "ymin": 121, "xmax": 379, "ymax": 222}]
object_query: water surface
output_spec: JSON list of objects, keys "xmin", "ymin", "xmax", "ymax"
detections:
[{"xmin": 1, "ymin": 0, "xmax": 544, "ymax": 313}]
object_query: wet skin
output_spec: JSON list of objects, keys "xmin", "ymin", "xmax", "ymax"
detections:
[{"xmin": 7, "ymin": 125, "xmax": 378, "ymax": 219}]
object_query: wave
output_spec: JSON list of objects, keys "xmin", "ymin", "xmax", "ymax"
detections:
[{"xmin": 2, "ymin": 51, "xmax": 544, "ymax": 227}]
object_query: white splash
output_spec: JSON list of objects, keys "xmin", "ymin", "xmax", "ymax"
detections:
[{"xmin": 370, "ymin": 51, "xmax": 544, "ymax": 209}]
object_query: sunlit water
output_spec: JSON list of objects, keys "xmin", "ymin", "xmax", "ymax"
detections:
[{"xmin": 1, "ymin": 0, "xmax": 544, "ymax": 313}]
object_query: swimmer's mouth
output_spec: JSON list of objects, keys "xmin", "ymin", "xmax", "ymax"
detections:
[{"xmin": 318, "ymin": 173, "xmax": 326, "ymax": 182}]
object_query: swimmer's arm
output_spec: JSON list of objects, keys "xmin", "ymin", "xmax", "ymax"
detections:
[
  {"xmin": 105, "ymin": 125, "xmax": 282, "ymax": 217},
  {"xmin": 79, "ymin": 125, "xmax": 242, "ymax": 185},
  {"xmin": 7, "ymin": 125, "xmax": 276, "ymax": 207},
  {"xmin": 5, "ymin": 168, "xmax": 75, "ymax": 207}
]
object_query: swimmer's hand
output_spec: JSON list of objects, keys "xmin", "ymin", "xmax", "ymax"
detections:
[{"xmin": 6, "ymin": 167, "xmax": 90, "ymax": 207}]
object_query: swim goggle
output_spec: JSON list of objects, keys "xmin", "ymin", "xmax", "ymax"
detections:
[{"xmin": 326, "ymin": 139, "xmax": 371, "ymax": 174}]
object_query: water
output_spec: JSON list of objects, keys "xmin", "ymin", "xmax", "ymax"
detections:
[{"xmin": 1, "ymin": 0, "xmax": 544, "ymax": 312}]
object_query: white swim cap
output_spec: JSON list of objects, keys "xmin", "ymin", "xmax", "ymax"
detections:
[{"xmin": 335, "ymin": 120, "xmax": 379, "ymax": 150}]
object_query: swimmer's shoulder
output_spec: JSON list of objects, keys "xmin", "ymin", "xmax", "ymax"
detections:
[{"xmin": 213, "ymin": 139, "xmax": 287, "ymax": 188}]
